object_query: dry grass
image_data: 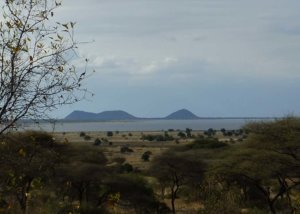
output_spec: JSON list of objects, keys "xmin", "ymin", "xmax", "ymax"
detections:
[{"xmin": 53, "ymin": 130, "xmax": 240, "ymax": 170}]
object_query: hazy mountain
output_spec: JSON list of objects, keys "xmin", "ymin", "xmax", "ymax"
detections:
[
  {"xmin": 164, "ymin": 109, "xmax": 199, "ymax": 120},
  {"xmin": 97, "ymin": 110, "xmax": 137, "ymax": 120},
  {"xmin": 65, "ymin": 109, "xmax": 199, "ymax": 120},
  {"xmin": 65, "ymin": 110, "xmax": 137, "ymax": 121},
  {"xmin": 64, "ymin": 111, "xmax": 98, "ymax": 120}
]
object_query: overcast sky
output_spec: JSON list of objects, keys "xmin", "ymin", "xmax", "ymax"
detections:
[{"xmin": 53, "ymin": 0, "xmax": 300, "ymax": 118}]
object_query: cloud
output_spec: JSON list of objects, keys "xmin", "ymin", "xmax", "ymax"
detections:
[{"xmin": 45, "ymin": 0, "xmax": 300, "ymax": 116}]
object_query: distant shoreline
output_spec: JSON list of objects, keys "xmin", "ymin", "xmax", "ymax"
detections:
[{"xmin": 20, "ymin": 117, "xmax": 278, "ymax": 123}]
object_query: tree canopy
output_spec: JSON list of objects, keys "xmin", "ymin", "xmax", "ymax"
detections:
[{"xmin": 0, "ymin": 0, "xmax": 89, "ymax": 134}]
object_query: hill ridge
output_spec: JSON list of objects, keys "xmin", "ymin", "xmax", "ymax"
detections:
[{"xmin": 64, "ymin": 109, "xmax": 199, "ymax": 120}]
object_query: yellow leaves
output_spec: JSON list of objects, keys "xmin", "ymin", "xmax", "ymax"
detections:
[
  {"xmin": 108, "ymin": 192, "xmax": 121, "ymax": 204},
  {"xmin": 64, "ymin": 138, "xmax": 69, "ymax": 144},
  {"xmin": 58, "ymin": 66, "xmax": 64, "ymax": 72},
  {"xmin": 12, "ymin": 46, "xmax": 20, "ymax": 54},
  {"xmin": 37, "ymin": 43, "xmax": 44, "ymax": 49},
  {"xmin": 6, "ymin": 21, "xmax": 12, "ymax": 29},
  {"xmin": 18, "ymin": 148, "xmax": 26, "ymax": 157}
]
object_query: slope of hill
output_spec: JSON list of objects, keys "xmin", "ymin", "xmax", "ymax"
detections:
[
  {"xmin": 64, "ymin": 110, "xmax": 137, "ymax": 121},
  {"xmin": 64, "ymin": 110, "xmax": 97, "ymax": 120},
  {"xmin": 164, "ymin": 109, "xmax": 199, "ymax": 120},
  {"xmin": 97, "ymin": 110, "xmax": 137, "ymax": 120}
]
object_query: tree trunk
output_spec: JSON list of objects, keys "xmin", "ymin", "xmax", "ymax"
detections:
[
  {"xmin": 161, "ymin": 185, "xmax": 165, "ymax": 200},
  {"xmin": 171, "ymin": 188, "xmax": 176, "ymax": 214},
  {"xmin": 268, "ymin": 199, "xmax": 276, "ymax": 214},
  {"xmin": 171, "ymin": 183, "xmax": 179, "ymax": 214}
]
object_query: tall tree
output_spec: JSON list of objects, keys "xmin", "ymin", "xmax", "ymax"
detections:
[
  {"xmin": 0, "ymin": 0, "xmax": 88, "ymax": 134},
  {"xmin": 150, "ymin": 152, "xmax": 206, "ymax": 214},
  {"xmin": 214, "ymin": 117, "xmax": 300, "ymax": 214},
  {"xmin": 0, "ymin": 131, "xmax": 65, "ymax": 213}
]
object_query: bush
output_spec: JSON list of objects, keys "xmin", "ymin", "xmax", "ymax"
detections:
[
  {"xmin": 80, "ymin": 131, "xmax": 86, "ymax": 137},
  {"xmin": 107, "ymin": 131, "xmax": 113, "ymax": 137},
  {"xmin": 141, "ymin": 151, "xmax": 152, "ymax": 161},
  {"xmin": 120, "ymin": 146, "xmax": 134, "ymax": 153},
  {"xmin": 204, "ymin": 128, "xmax": 216, "ymax": 137},
  {"xmin": 141, "ymin": 134, "xmax": 174, "ymax": 142},
  {"xmin": 84, "ymin": 135, "xmax": 91, "ymax": 141},
  {"xmin": 177, "ymin": 131, "xmax": 186, "ymax": 138},
  {"xmin": 93, "ymin": 138, "xmax": 102, "ymax": 146},
  {"xmin": 188, "ymin": 138, "xmax": 227, "ymax": 149},
  {"xmin": 120, "ymin": 163, "xmax": 134, "ymax": 173}
]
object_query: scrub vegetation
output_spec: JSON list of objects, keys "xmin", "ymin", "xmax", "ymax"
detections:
[{"xmin": 0, "ymin": 118, "xmax": 300, "ymax": 213}]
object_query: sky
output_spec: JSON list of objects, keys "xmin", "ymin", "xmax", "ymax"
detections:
[{"xmin": 52, "ymin": 0, "xmax": 300, "ymax": 118}]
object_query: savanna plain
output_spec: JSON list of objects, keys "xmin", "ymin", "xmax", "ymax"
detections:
[{"xmin": 1, "ymin": 118, "xmax": 300, "ymax": 214}]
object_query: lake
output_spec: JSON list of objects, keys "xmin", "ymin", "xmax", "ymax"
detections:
[{"xmin": 20, "ymin": 119, "xmax": 272, "ymax": 132}]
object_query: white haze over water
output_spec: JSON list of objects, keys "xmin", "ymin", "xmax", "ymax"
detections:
[{"xmin": 22, "ymin": 119, "xmax": 273, "ymax": 132}]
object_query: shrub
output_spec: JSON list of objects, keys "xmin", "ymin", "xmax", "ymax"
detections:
[
  {"xmin": 120, "ymin": 146, "xmax": 134, "ymax": 153},
  {"xmin": 177, "ymin": 131, "xmax": 186, "ymax": 138},
  {"xmin": 93, "ymin": 138, "xmax": 102, "ymax": 146},
  {"xmin": 80, "ymin": 131, "xmax": 86, "ymax": 137},
  {"xmin": 107, "ymin": 131, "xmax": 113, "ymax": 137},
  {"xmin": 120, "ymin": 163, "xmax": 134, "ymax": 173},
  {"xmin": 141, "ymin": 151, "xmax": 152, "ymax": 161},
  {"xmin": 188, "ymin": 138, "xmax": 227, "ymax": 149},
  {"xmin": 141, "ymin": 134, "xmax": 174, "ymax": 142},
  {"xmin": 84, "ymin": 135, "xmax": 91, "ymax": 141},
  {"xmin": 204, "ymin": 128, "xmax": 216, "ymax": 137}
]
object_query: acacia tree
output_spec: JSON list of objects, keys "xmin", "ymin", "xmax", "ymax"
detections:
[
  {"xmin": 0, "ymin": 0, "xmax": 88, "ymax": 134},
  {"xmin": 0, "ymin": 131, "xmax": 65, "ymax": 212},
  {"xmin": 150, "ymin": 152, "xmax": 206, "ymax": 214},
  {"xmin": 214, "ymin": 117, "xmax": 300, "ymax": 214}
]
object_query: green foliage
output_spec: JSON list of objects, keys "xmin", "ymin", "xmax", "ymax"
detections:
[
  {"xmin": 105, "ymin": 174, "xmax": 167, "ymax": 213},
  {"xmin": 177, "ymin": 131, "xmax": 186, "ymax": 138},
  {"xmin": 120, "ymin": 163, "xmax": 134, "ymax": 173},
  {"xmin": 0, "ymin": 131, "xmax": 65, "ymax": 212},
  {"xmin": 204, "ymin": 128, "xmax": 216, "ymax": 137},
  {"xmin": 83, "ymin": 135, "xmax": 91, "ymax": 141},
  {"xmin": 141, "ymin": 151, "xmax": 152, "ymax": 161},
  {"xmin": 107, "ymin": 131, "xmax": 113, "ymax": 137},
  {"xmin": 212, "ymin": 117, "xmax": 300, "ymax": 214},
  {"xmin": 185, "ymin": 128, "xmax": 192, "ymax": 138},
  {"xmin": 188, "ymin": 137, "xmax": 227, "ymax": 149},
  {"xmin": 120, "ymin": 146, "xmax": 134, "ymax": 153},
  {"xmin": 93, "ymin": 138, "xmax": 102, "ymax": 146},
  {"xmin": 150, "ymin": 151, "xmax": 206, "ymax": 214},
  {"xmin": 141, "ymin": 134, "xmax": 174, "ymax": 141},
  {"xmin": 198, "ymin": 187, "xmax": 241, "ymax": 214}
]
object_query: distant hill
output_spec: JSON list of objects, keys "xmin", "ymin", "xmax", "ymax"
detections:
[
  {"xmin": 65, "ymin": 111, "xmax": 98, "ymax": 120},
  {"xmin": 65, "ymin": 110, "xmax": 137, "ymax": 121},
  {"xmin": 64, "ymin": 109, "xmax": 200, "ymax": 121},
  {"xmin": 97, "ymin": 110, "xmax": 137, "ymax": 120},
  {"xmin": 165, "ymin": 109, "xmax": 199, "ymax": 120}
]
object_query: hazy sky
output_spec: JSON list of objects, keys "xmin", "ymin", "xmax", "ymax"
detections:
[{"xmin": 53, "ymin": 0, "xmax": 300, "ymax": 118}]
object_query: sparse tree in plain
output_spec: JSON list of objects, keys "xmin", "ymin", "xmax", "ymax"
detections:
[
  {"xmin": 150, "ymin": 152, "xmax": 206, "ymax": 214},
  {"xmin": 0, "ymin": 0, "xmax": 89, "ymax": 134}
]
